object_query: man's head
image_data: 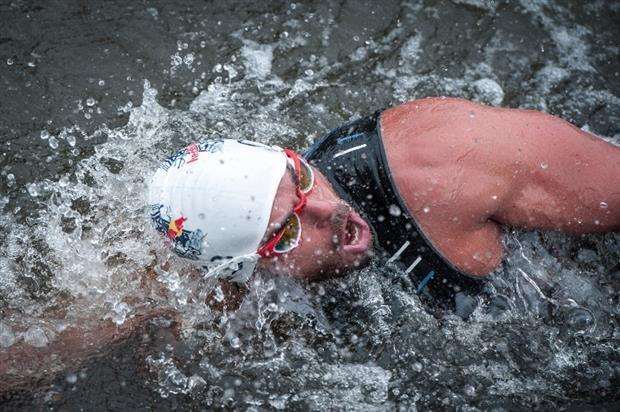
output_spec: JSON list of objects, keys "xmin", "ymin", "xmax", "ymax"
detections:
[{"xmin": 148, "ymin": 139, "xmax": 372, "ymax": 282}]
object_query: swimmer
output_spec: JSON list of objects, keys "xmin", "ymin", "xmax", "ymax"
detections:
[
  {"xmin": 2, "ymin": 97, "xmax": 619, "ymax": 391},
  {"xmin": 148, "ymin": 97, "xmax": 620, "ymax": 309}
]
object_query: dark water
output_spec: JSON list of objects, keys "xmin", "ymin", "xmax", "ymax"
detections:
[{"xmin": 1, "ymin": 0, "xmax": 618, "ymax": 409}]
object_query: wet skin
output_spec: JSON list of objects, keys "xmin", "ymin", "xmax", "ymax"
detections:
[
  {"xmin": 257, "ymin": 163, "xmax": 372, "ymax": 280},
  {"xmin": 261, "ymin": 97, "xmax": 620, "ymax": 279}
]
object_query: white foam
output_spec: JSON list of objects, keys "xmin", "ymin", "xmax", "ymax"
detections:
[
  {"xmin": 240, "ymin": 40, "xmax": 275, "ymax": 80},
  {"xmin": 472, "ymin": 78, "xmax": 504, "ymax": 106}
]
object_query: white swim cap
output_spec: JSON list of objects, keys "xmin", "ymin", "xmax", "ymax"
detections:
[{"xmin": 147, "ymin": 139, "xmax": 287, "ymax": 282}]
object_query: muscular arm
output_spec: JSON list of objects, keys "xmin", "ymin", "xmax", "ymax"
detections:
[
  {"xmin": 0, "ymin": 309, "xmax": 177, "ymax": 392},
  {"xmin": 0, "ymin": 264, "xmax": 241, "ymax": 393},
  {"xmin": 382, "ymin": 98, "xmax": 619, "ymax": 276}
]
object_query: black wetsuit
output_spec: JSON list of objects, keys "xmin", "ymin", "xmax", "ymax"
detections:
[{"xmin": 304, "ymin": 112, "xmax": 483, "ymax": 312}]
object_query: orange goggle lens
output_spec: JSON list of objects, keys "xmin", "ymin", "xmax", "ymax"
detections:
[{"xmin": 273, "ymin": 213, "xmax": 302, "ymax": 253}]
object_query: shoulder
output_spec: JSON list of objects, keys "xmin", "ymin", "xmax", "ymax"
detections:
[
  {"xmin": 380, "ymin": 97, "xmax": 489, "ymax": 143},
  {"xmin": 382, "ymin": 97, "xmax": 482, "ymax": 121}
]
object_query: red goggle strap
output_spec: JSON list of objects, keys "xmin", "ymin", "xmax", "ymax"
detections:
[
  {"xmin": 258, "ymin": 149, "xmax": 307, "ymax": 258},
  {"xmin": 257, "ymin": 228, "xmax": 285, "ymax": 257},
  {"xmin": 283, "ymin": 149, "xmax": 307, "ymax": 214}
]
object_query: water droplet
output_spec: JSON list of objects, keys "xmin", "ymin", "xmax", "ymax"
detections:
[
  {"xmin": 66, "ymin": 373, "xmax": 78, "ymax": 384},
  {"xmin": 98, "ymin": 79, "xmax": 105, "ymax": 86},
  {"xmin": 423, "ymin": 206, "xmax": 430, "ymax": 213},
  {"xmin": 66, "ymin": 134, "xmax": 76, "ymax": 147},
  {"xmin": 40, "ymin": 130, "xmax": 49, "ymax": 140},
  {"xmin": 86, "ymin": 97, "xmax": 96, "ymax": 107},
  {"xmin": 464, "ymin": 384, "xmax": 476, "ymax": 397},
  {"xmin": 213, "ymin": 286, "xmax": 224, "ymax": 302},
  {"xmin": 27, "ymin": 183, "xmax": 39, "ymax": 197},
  {"xmin": 491, "ymin": 195, "xmax": 498, "ymax": 200},
  {"xmin": 27, "ymin": 61, "xmax": 35, "ymax": 67},
  {"xmin": 594, "ymin": 220, "xmax": 600, "ymax": 225},
  {"xmin": 566, "ymin": 307, "xmax": 595, "ymax": 335},
  {"xmin": 304, "ymin": 69, "xmax": 314, "ymax": 76},
  {"xmin": 48, "ymin": 136, "xmax": 59, "ymax": 149},
  {"xmin": 230, "ymin": 336, "xmax": 241, "ymax": 348},
  {"xmin": 146, "ymin": 7, "xmax": 158, "ymax": 18},
  {"xmin": 540, "ymin": 162, "xmax": 548, "ymax": 169},
  {"xmin": 599, "ymin": 201, "xmax": 608, "ymax": 209},
  {"xmin": 389, "ymin": 204, "xmax": 401, "ymax": 217}
]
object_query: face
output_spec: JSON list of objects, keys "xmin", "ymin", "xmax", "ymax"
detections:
[{"xmin": 257, "ymin": 159, "xmax": 373, "ymax": 280}]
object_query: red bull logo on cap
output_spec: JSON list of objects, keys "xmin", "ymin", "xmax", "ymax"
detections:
[
  {"xmin": 167, "ymin": 216, "xmax": 187, "ymax": 240},
  {"xmin": 151, "ymin": 205, "xmax": 206, "ymax": 261},
  {"xmin": 186, "ymin": 142, "xmax": 199, "ymax": 164}
]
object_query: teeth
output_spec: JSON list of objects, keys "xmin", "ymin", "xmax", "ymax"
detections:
[{"xmin": 351, "ymin": 224, "xmax": 359, "ymax": 244}]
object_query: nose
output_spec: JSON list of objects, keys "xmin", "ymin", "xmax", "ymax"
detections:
[{"xmin": 303, "ymin": 198, "xmax": 341, "ymax": 225}]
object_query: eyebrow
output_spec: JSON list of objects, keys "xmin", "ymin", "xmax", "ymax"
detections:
[{"xmin": 263, "ymin": 166, "xmax": 296, "ymax": 241}]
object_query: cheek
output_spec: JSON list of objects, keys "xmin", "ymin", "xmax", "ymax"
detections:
[{"xmin": 296, "ymin": 227, "xmax": 340, "ymax": 270}]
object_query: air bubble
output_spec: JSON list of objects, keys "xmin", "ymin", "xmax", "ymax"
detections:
[
  {"xmin": 540, "ymin": 162, "xmax": 548, "ymax": 169},
  {"xmin": 599, "ymin": 201, "xmax": 608, "ymax": 209},
  {"xmin": 86, "ymin": 97, "xmax": 96, "ymax": 107},
  {"xmin": 6, "ymin": 58, "xmax": 14, "ymax": 65},
  {"xmin": 423, "ymin": 206, "xmax": 430, "ymax": 213}
]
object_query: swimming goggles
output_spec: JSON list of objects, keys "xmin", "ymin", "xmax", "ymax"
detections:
[{"xmin": 257, "ymin": 149, "xmax": 315, "ymax": 257}]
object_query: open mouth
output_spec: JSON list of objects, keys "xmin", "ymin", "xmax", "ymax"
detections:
[{"xmin": 340, "ymin": 210, "xmax": 371, "ymax": 253}]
